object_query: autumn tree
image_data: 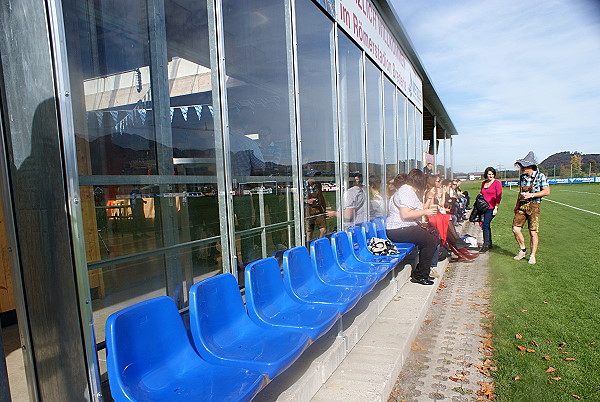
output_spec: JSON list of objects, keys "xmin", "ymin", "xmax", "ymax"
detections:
[{"xmin": 570, "ymin": 153, "xmax": 583, "ymax": 177}]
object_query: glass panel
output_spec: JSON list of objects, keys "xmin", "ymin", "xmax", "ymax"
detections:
[
  {"xmin": 63, "ymin": 0, "xmax": 220, "ymax": 351},
  {"xmin": 365, "ymin": 60, "xmax": 384, "ymax": 219},
  {"xmin": 416, "ymin": 110, "xmax": 424, "ymax": 168},
  {"xmin": 383, "ymin": 78, "xmax": 397, "ymax": 197},
  {"xmin": 338, "ymin": 31, "xmax": 366, "ymax": 229},
  {"xmin": 222, "ymin": 0, "xmax": 296, "ymax": 281},
  {"xmin": 295, "ymin": 0, "xmax": 339, "ymax": 240},
  {"xmin": 407, "ymin": 102, "xmax": 416, "ymax": 170},
  {"xmin": 397, "ymin": 93, "xmax": 407, "ymax": 173}
]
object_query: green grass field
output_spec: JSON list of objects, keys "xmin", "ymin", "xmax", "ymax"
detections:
[{"xmin": 461, "ymin": 181, "xmax": 600, "ymax": 401}]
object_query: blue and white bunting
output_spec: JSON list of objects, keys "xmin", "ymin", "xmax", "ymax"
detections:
[
  {"xmin": 95, "ymin": 112, "xmax": 103, "ymax": 127},
  {"xmin": 139, "ymin": 108, "xmax": 147, "ymax": 125}
]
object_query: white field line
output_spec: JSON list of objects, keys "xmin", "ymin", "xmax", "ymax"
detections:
[
  {"xmin": 558, "ymin": 190, "xmax": 600, "ymax": 195},
  {"xmin": 544, "ymin": 199, "xmax": 600, "ymax": 216},
  {"xmin": 507, "ymin": 188, "xmax": 600, "ymax": 216}
]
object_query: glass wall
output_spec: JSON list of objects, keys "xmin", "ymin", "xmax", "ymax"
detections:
[
  {"xmin": 364, "ymin": 59, "xmax": 385, "ymax": 219},
  {"xmin": 337, "ymin": 30, "xmax": 367, "ymax": 229},
  {"xmin": 295, "ymin": 0, "xmax": 339, "ymax": 240},
  {"xmin": 62, "ymin": 0, "xmax": 222, "ymax": 355},
  {"xmin": 397, "ymin": 94, "xmax": 408, "ymax": 173},
  {"xmin": 60, "ymin": 0, "xmax": 424, "ymax": 330},
  {"xmin": 222, "ymin": 0, "xmax": 297, "ymax": 282}
]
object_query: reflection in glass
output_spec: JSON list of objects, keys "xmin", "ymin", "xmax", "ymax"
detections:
[
  {"xmin": 397, "ymin": 94, "xmax": 407, "ymax": 172},
  {"xmin": 338, "ymin": 31, "xmax": 367, "ymax": 229},
  {"xmin": 407, "ymin": 102, "xmax": 416, "ymax": 170},
  {"xmin": 383, "ymin": 78, "xmax": 397, "ymax": 195},
  {"xmin": 63, "ymin": 0, "xmax": 221, "ymax": 355},
  {"xmin": 296, "ymin": 0, "xmax": 338, "ymax": 240},
  {"xmin": 416, "ymin": 110, "xmax": 424, "ymax": 168},
  {"xmin": 365, "ymin": 59, "xmax": 384, "ymax": 219},
  {"xmin": 222, "ymin": 0, "xmax": 296, "ymax": 282}
]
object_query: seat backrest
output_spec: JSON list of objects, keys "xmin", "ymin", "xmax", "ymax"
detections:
[
  {"xmin": 361, "ymin": 221, "xmax": 378, "ymax": 241},
  {"xmin": 282, "ymin": 246, "xmax": 317, "ymax": 292},
  {"xmin": 373, "ymin": 217, "xmax": 386, "ymax": 238},
  {"xmin": 330, "ymin": 231, "xmax": 354, "ymax": 262},
  {"xmin": 189, "ymin": 274, "xmax": 249, "ymax": 346},
  {"xmin": 347, "ymin": 226, "xmax": 367, "ymax": 251},
  {"xmin": 245, "ymin": 257, "xmax": 289, "ymax": 318},
  {"xmin": 309, "ymin": 238, "xmax": 337, "ymax": 275},
  {"xmin": 105, "ymin": 296, "xmax": 197, "ymax": 387}
]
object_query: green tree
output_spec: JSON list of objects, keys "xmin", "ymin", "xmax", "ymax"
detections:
[{"xmin": 559, "ymin": 164, "xmax": 570, "ymax": 178}]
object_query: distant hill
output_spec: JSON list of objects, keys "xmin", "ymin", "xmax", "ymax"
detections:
[{"xmin": 539, "ymin": 152, "xmax": 600, "ymax": 168}]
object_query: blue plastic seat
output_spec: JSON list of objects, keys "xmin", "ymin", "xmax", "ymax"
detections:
[
  {"xmin": 245, "ymin": 257, "xmax": 340, "ymax": 341},
  {"xmin": 361, "ymin": 221, "xmax": 415, "ymax": 253},
  {"xmin": 309, "ymin": 238, "xmax": 378, "ymax": 295},
  {"xmin": 105, "ymin": 296, "xmax": 265, "ymax": 402},
  {"xmin": 282, "ymin": 247, "xmax": 362, "ymax": 314},
  {"xmin": 372, "ymin": 218, "xmax": 417, "ymax": 253},
  {"xmin": 189, "ymin": 274, "xmax": 310, "ymax": 379},
  {"xmin": 347, "ymin": 226, "xmax": 403, "ymax": 266},
  {"xmin": 330, "ymin": 232, "xmax": 391, "ymax": 278}
]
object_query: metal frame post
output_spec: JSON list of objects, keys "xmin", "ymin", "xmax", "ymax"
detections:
[
  {"xmin": 286, "ymin": 0, "xmax": 304, "ymax": 247},
  {"xmin": 210, "ymin": 0, "xmax": 237, "ymax": 276},
  {"xmin": 432, "ymin": 115, "xmax": 437, "ymax": 174},
  {"xmin": 450, "ymin": 135, "xmax": 454, "ymax": 179}
]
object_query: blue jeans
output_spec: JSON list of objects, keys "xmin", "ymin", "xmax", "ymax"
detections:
[{"xmin": 481, "ymin": 208, "xmax": 495, "ymax": 247}]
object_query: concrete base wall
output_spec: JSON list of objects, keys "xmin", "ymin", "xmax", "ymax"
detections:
[{"xmin": 253, "ymin": 257, "xmax": 445, "ymax": 402}]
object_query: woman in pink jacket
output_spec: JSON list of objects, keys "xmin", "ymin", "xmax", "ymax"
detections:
[{"xmin": 479, "ymin": 167, "xmax": 503, "ymax": 252}]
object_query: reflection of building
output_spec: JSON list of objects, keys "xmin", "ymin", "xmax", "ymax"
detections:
[{"xmin": 0, "ymin": 0, "xmax": 458, "ymax": 399}]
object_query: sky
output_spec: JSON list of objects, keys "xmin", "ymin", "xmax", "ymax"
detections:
[{"xmin": 390, "ymin": 0, "xmax": 600, "ymax": 173}]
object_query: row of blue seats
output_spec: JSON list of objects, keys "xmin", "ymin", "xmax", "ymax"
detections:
[{"xmin": 105, "ymin": 219, "xmax": 416, "ymax": 402}]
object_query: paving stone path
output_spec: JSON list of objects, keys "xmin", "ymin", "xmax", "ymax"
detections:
[{"xmin": 388, "ymin": 251, "xmax": 494, "ymax": 402}]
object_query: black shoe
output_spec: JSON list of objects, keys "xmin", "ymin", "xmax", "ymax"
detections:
[
  {"xmin": 428, "ymin": 276, "xmax": 436, "ymax": 281},
  {"xmin": 411, "ymin": 277, "xmax": 434, "ymax": 285},
  {"xmin": 489, "ymin": 244, "xmax": 493, "ymax": 249},
  {"xmin": 479, "ymin": 245, "xmax": 489, "ymax": 253}
]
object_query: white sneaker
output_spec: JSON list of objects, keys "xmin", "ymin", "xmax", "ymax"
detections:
[
  {"xmin": 514, "ymin": 250, "xmax": 527, "ymax": 260},
  {"xmin": 528, "ymin": 255, "xmax": 536, "ymax": 265}
]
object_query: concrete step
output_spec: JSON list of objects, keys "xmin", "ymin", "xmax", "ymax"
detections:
[{"xmin": 253, "ymin": 258, "xmax": 447, "ymax": 402}]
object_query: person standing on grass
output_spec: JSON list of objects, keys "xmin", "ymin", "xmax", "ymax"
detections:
[
  {"xmin": 479, "ymin": 167, "xmax": 502, "ymax": 252},
  {"xmin": 512, "ymin": 152, "xmax": 550, "ymax": 265}
]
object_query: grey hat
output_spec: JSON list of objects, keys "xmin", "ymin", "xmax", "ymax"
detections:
[{"xmin": 515, "ymin": 151, "xmax": 537, "ymax": 168}]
